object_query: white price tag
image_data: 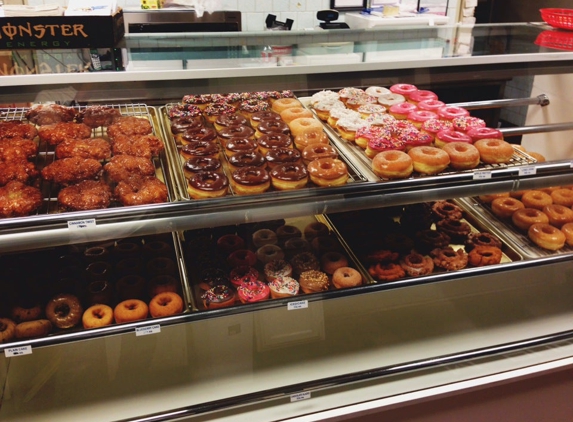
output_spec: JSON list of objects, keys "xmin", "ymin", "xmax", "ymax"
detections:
[
  {"xmin": 518, "ymin": 166, "xmax": 537, "ymax": 176},
  {"xmin": 68, "ymin": 219, "xmax": 96, "ymax": 230},
  {"xmin": 290, "ymin": 392, "xmax": 311, "ymax": 402},
  {"xmin": 5, "ymin": 345, "xmax": 32, "ymax": 357},
  {"xmin": 288, "ymin": 300, "xmax": 308, "ymax": 310},
  {"xmin": 135, "ymin": 324, "xmax": 161, "ymax": 336},
  {"xmin": 473, "ymin": 171, "xmax": 492, "ymax": 180}
]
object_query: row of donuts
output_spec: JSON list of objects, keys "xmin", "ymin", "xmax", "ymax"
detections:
[
  {"xmin": 327, "ymin": 201, "xmax": 506, "ymax": 283},
  {"xmin": 184, "ymin": 220, "xmax": 363, "ymax": 309},
  {"xmin": 0, "ymin": 235, "xmax": 186, "ymax": 343},
  {"xmin": 479, "ymin": 187, "xmax": 573, "ymax": 251},
  {"xmin": 309, "ymin": 85, "xmax": 542, "ymax": 180},
  {"xmin": 167, "ymin": 93, "xmax": 350, "ymax": 199}
]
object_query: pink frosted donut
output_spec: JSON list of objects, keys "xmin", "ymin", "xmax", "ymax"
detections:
[
  {"xmin": 408, "ymin": 90, "xmax": 438, "ymax": 104},
  {"xmin": 435, "ymin": 129, "xmax": 473, "ymax": 148},
  {"xmin": 417, "ymin": 99, "xmax": 445, "ymax": 112},
  {"xmin": 390, "ymin": 83, "xmax": 418, "ymax": 97},
  {"xmin": 467, "ymin": 127, "xmax": 503, "ymax": 143},
  {"xmin": 407, "ymin": 110, "xmax": 438, "ymax": 129},
  {"xmin": 437, "ymin": 106, "xmax": 470, "ymax": 121},
  {"xmin": 389, "ymin": 102, "xmax": 417, "ymax": 120}
]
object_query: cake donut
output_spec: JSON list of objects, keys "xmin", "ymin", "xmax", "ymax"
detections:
[
  {"xmin": 256, "ymin": 244, "xmax": 285, "ymax": 264},
  {"xmin": 114, "ymin": 299, "xmax": 149, "ymax": 323},
  {"xmin": 252, "ymin": 229, "xmax": 278, "ymax": 248},
  {"xmin": 474, "ymin": 138, "xmax": 514, "ymax": 164},
  {"xmin": 408, "ymin": 146, "xmax": 450, "ymax": 175},
  {"xmin": 399, "ymin": 252, "xmax": 434, "ymax": 277},
  {"xmin": 431, "ymin": 247, "xmax": 468, "ymax": 271},
  {"xmin": 0, "ymin": 318, "xmax": 17, "ymax": 343},
  {"xmin": 332, "ymin": 267, "xmax": 363, "ymax": 289},
  {"xmin": 14, "ymin": 320, "xmax": 52, "ymax": 339},
  {"xmin": 321, "ymin": 251, "xmax": 349, "ymax": 275},
  {"xmin": 368, "ymin": 262, "xmax": 405, "ymax": 282},
  {"xmin": 82, "ymin": 304, "xmax": 114, "ymax": 329},
  {"xmin": 291, "ymin": 251, "xmax": 320, "ymax": 275},
  {"xmin": 372, "ymin": 150, "xmax": 413, "ymax": 179},
  {"xmin": 468, "ymin": 246, "xmax": 503, "ymax": 267},
  {"xmin": 149, "ymin": 292, "xmax": 184, "ymax": 318}
]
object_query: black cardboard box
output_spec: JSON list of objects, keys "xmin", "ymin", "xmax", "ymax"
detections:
[{"xmin": 0, "ymin": 10, "xmax": 124, "ymax": 50}]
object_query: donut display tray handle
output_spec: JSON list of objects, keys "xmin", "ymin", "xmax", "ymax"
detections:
[
  {"xmin": 0, "ymin": 104, "xmax": 176, "ymax": 216},
  {"xmin": 298, "ymin": 97, "xmax": 538, "ymax": 184},
  {"xmin": 323, "ymin": 206, "xmax": 522, "ymax": 287},
  {"xmin": 158, "ymin": 104, "xmax": 368, "ymax": 202},
  {"xmin": 456, "ymin": 197, "xmax": 573, "ymax": 259}
]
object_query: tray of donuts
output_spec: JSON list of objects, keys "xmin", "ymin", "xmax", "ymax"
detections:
[
  {"xmin": 457, "ymin": 188, "xmax": 573, "ymax": 259},
  {"xmin": 0, "ymin": 103, "xmax": 174, "ymax": 220},
  {"xmin": 301, "ymin": 86, "xmax": 536, "ymax": 183},
  {"xmin": 180, "ymin": 215, "xmax": 370, "ymax": 310},
  {"xmin": 0, "ymin": 233, "xmax": 193, "ymax": 345},
  {"xmin": 158, "ymin": 93, "xmax": 367, "ymax": 201},
  {"xmin": 323, "ymin": 200, "xmax": 522, "ymax": 285}
]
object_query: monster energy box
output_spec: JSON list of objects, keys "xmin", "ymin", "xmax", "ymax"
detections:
[{"xmin": 0, "ymin": 9, "xmax": 124, "ymax": 50}]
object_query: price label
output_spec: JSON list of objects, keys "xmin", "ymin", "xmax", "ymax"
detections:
[
  {"xmin": 290, "ymin": 392, "xmax": 311, "ymax": 402},
  {"xmin": 288, "ymin": 300, "xmax": 308, "ymax": 311},
  {"xmin": 5, "ymin": 345, "xmax": 32, "ymax": 357},
  {"xmin": 135, "ymin": 324, "xmax": 161, "ymax": 336},
  {"xmin": 519, "ymin": 166, "xmax": 537, "ymax": 176},
  {"xmin": 68, "ymin": 219, "xmax": 96, "ymax": 230},
  {"xmin": 473, "ymin": 171, "xmax": 492, "ymax": 180}
]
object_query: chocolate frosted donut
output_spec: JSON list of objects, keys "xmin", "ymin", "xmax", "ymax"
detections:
[
  {"xmin": 178, "ymin": 126, "xmax": 217, "ymax": 144},
  {"xmin": 228, "ymin": 151, "xmax": 266, "ymax": 170},
  {"xmin": 265, "ymin": 147, "xmax": 301, "ymax": 169},
  {"xmin": 251, "ymin": 110, "xmax": 281, "ymax": 127},
  {"xmin": 257, "ymin": 120, "xmax": 290, "ymax": 136},
  {"xmin": 183, "ymin": 156, "xmax": 222, "ymax": 175},
  {"xmin": 215, "ymin": 113, "xmax": 249, "ymax": 130},
  {"xmin": 180, "ymin": 140, "xmax": 220, "ymax": 159},
  {"xmin": 258, "ymin": 133, "xmax": 292, "ymax": 152},
  {"xmin": 225, "ymin": 137, "xmax": 258, "ymax": 156},
  {"xmin": 170, "ymin": 116, "xmax": 203, "ymax": 134},
  {"xmin": 218, "ymin": 125, "xmax": 255, "ymax": 142}
]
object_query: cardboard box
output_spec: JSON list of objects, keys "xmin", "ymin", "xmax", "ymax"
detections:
[{"xmin": 0, "ymin": 10, "xmax": 124, "ymax": 50}]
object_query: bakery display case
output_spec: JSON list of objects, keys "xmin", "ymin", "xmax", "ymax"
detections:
[{"xmin": 1, "ymin": 21, "xmax": 573, "ymax": 422}]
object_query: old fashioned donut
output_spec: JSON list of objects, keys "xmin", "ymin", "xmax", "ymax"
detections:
[
  {"xmin": 474, "ymin": 138, "xmax": 514, "ymax": 164},
  {"xmin": 372, "ymin": 150, "xmax": 413, "ymax": 179},
  {"xmin": 368, "ymin": 262, "xmax": 405, "ymax": 282},
  {"xmin": 408, "ymin": 146, "xmax": 450, "ymax": 175},
  {"xmin": 512, "ymin": 208, "xmax": 549, "ymax": 231},
  {"xmin": 321, "ymin": 251, "xmax": 349, "ymax": 275},
  {"xmin": 399, "ymin": 252, "xmax": 434, "ymax": 277},
  {"xmin": 465, "ymin": 232, "xmax": 503, "ymax": 251},
  {"xmin": 542, "ymin": 204, "xmax": 573, "ymax": 228},
  {"xmin": 468, "ymin": 246, "xmax": 503, "ymax": 267},
  {"xmin": 149, "ymin": 292, "xmax": 184, "ymax": 317},
  {"xmin": 551, "ymin": 188, "xmax": 573, "ymax": 207},
  {"xmin": 114, "ymin": 299, "xmax": 149, "ymax": 323},
  {"xmin": 14, "ymin": 320, "xmax": 52, "ymax": 339},
  {"xmin": 432, "ymin": 200, "xmax": 463, "ymax": 221},
  {"xmin": 0, "ymin": 318, "xmax": 16, "ymax": 343},
  {"xmin": 289, "ymin": 117, "xmax": 324, "ymax": 138},
  {"xmin": 431, "ymin": 247, "xmax": 468, "ymax": 271},
  {"xmin": 561, "ymin": 222, "xmax": 573, "ymax": 246},
  {"xmin": 521, "ymin": 190, "xmax": 553, "ymax": 210},
  {"xmin": 82, "ymin": 304, "xmax": 114, "ymax": 329},
  {"xmin": 436, "ymin": 218, "xmax": 471, "ymax": 242},
  {"xmin": 416, "ymin": 229, "xmax": 451, "ymax": 253},
  {"xmin": 45, "ymin": 294, "xmax": 83, "ymax": 329},
  {"xmin": 332, "ymin": 267, "xmax": 363, "ymax": 289},
  {"xmin": 307, "ymin": 158, "xmax": 348, "ymax": 187},
  {"xmin": 528, "ymin": 223, "xmax": 566, "ymax": 251},
  {"xmin": 442, "ymin": 142, "xmax": 480, "ymax": 170},
  {"xmin": 491, "ymin": 197, "xmax": 525, "ymax": 219}
]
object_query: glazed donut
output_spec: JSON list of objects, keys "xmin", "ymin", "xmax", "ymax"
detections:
[
  {"xmin": 231, "ymin": 166, "xmax": 271, "ymax": 195},
  {"xmin": 371, "ymin": 150, "xmax": 413, "ymax": 180},
  {"xmin": 434, "ymin": 129, "xmax": 473, "ymax": 148},
  {"xmin": 491, "ymin": 197, "xmax": 525, "ymax": 219},
  {"xmin": 304, "ymin": 222, "xmax": 330, "ymax": 239},
  {"xmin": 399, "ymin": 252, "xmax": 434, "ymax": 277},
  {"xmin": 188, "ymin": 171, "xmax": 229, "ymax": 200},
  {"xmin": 230, "ymin": 266, "xmax": 259, "ymax": 287},
  {"xmin": 82, "ymin": 304, "xmax": 114, "ymax": 329},
  {"xmin": 332, "ymin": 267, "xmax": 363, "ymax": 289},
  {"xmin": 270, "ymin": 163, "xmax": 309, "ymax": 190},
  {"xmin": 528, "ymin": 151, "xmax": 546, "ymax": 162},
  {"xmin": 408, "ymin": 90, "xmax": 438, "ymax": 104},
  {"xmin": 416, "ymin": 229, "xmax": 451, "ymax": 253},
  {"xmin": 467, "ymin": 127, "xmax": 503, "ymax": 143},
  {"xmin": 149, "ymin": 292, "xmax": 184, "ymax": 318},
  {"xmin": 551, "ymin": 188, "xmax": 573, "ymax": 207},
  {"xmin": 201, "ymin": 285, "xmax": 236, "ymax": 309},
  {"xmin": 430, "ymin": 247, "xmax": 468, "ymax": 271},
  {"xmin": 14, "ymin": 319, "xmax": 52, "ymax": 339},
  {"xmin": 228, "ymin": 151, "xmax": 266, "ymax": 172},
  {"xmin": 289, "ymin": 117, "xmax": 324, "ymax": 138},
  {"xmin": 560, "ymin": 222, "xmax": 573, "ymax": 246},
  {"xmin": 272, "ymin": 98, "xmax": 302, "ymax": 113},
  {"xmin": 294, "ymin": 130, "xmax": 329, "ymax": 151},
  {"xmin": 474, "ymin": 138, "xmax": 514, "ymax": 164},
  {"xmin": 432, "ymin": 200, "xmax": 463, "ymax": 221},
  {"xmin": 264, "ymin": 259, "xmax": 293, "ymax": 282},
  {"xmin": 390, "ymin": 83, "xmax": 418, "ymax": 97},
  {"xmin": 408, "ymin": 146, "xmax": 450, "ymax": 175},
  {"xmin": 148, "ymin": 275, "xmax": 180, "ymax": 297},
  {"xmin": 542, "ymin": 204, "xmax": 573, "ymax": 228},
  {"xmin": 114, "ymin": 299, "xmax": 149, "ymax": 323},
  {"xmin": 528, "ymin": 223, "xmax": 566, "ymax": 251},
  {"xmin": 45, "ymin": 294, "xmax": 83, "ymax": 329},
  {"xmin": 291, "ymin": 251, "xmax": 320, "ymax": 275},
  {"xmin": 280, "ymin": 107, "xmax": 313, "ymax": 124},
  {"xmin": 0, "ymin": 318, "xmax": 16, "ymax": 343},
  {"xmin": 437, "ymin": 105, "xmax": 470, "ymax": 121},
  {"xmin": 478, "ymin": 192, "xmax": 510, "ymax": 203},
  {"xmin": 468, "ymin": 246, "xmax": 503, "ymax": 267},
  {"xmin": 307, "ymin": 158, "xmax": 348, "ymax": 187},
  {"xmin": 321, "ymin": 251, "xmax": 349, "ymax": 275},
  {"xmin": 228, "ymin": 249, "xmax": 257, "ymax": 268},
  {"xmin": 465, "ymin": 232, "xmax": 503, "ymax": 251},
  {"xmin": 225, "ymin": 138, "xmax": 258, "ymax": 157},
  {"xmin": 299, "ymin": 270, "xmax": 330, "ymax": 293},
  {"xmin": 11, "ymin": 303, "xmax": 42, "ymax": 323},
  {"xmin": 302, "ymin": 144, "xmax": 338, "ymax": 165},
  {"xmin": 252, "ymin": 229, "xmax": 278, "ymax": 248},
  {"xmin": 368, "ymin": 262, "xmax": 405, "ymax": 282},
  {"xmin": 256, "ymin": 244, "xmax": 285, "ymax": 264},
  {"xmin": 521, "ymin": 190, "xmax": 553, "ymax": 210},
  {"xmin": 268, "ymin": 276, "xmax": 300, "ymax": 298},
  {"xmin": 436, "ymin": 218, "xmax": 472, "ymax": 243},
  {"xmin": 442, "ymin": 142, "xmax": 480, "ymax": 170},
  {"xmin": 511, "ymin": 208, "xmax": 549, "ymax": 231},
  {"xmin": 258, "ymin": 133, "xmax": 292, "ymax": 155},
  {"xmin": 265, "ymin": 147, "xmax": 301, "ymax": 170},
  {"xmin": 237, "ymin": 280, "xmax": 270, "ymax": 303}
]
